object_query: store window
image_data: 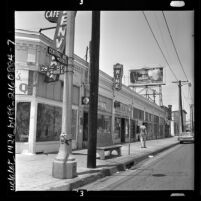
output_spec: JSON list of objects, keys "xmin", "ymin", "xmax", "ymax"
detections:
[
  {"xmin": 97, "ymin": 114, "xmax": 111, "ymax": 135},
  {"xmin": 16, "ymin": 102, "xmax": 31, "ymax": 142},
  {"xmin": 103, "ymin": 115, "xmax": 111, "ymax": 134},
  {"xmin": 125, "ymin": 119, "xmax": 129, "ymax": 139},
  {"xmin": 72, "ymin": 86, "xmax": 80, "ymax": 105},
  {"xmin": 145, "ymin": 112, "xmax": 149, "ymax": 122},
  {"xmin": 130, "ymin": 120, "xmax": 136, "ymax": 139},
  {"xmin": 114, "ymin": 117, "xmax": 121, "ymax": 139},
  {"xmin": 139, "ymin": 109, "xmax": 144, "ymax": 121},
  {"xmin": 36, "ymin": 103, "xmax": 62, "ymax": 142},
  {"xmin": 72, "ymin": 109, "xmax": 77, "ymax": 140},
  {"xmin": 133, "ymin": 107, "xmax": 138, "ymax": 119}
]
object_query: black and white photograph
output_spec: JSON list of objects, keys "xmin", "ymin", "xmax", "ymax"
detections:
[{"xmin": 5, "ymin": 0, "xmax": 200, "ymax": 199}]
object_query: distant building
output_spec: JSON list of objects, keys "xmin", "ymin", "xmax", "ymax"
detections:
[
  {"xmin": 190, "ymin": 104, "xmax": 194, "ymax": 132},
  {"xmin": 160, "ymin": 105, "xmax": 172, "ymax": 137},
  {"xmin": 172, "ymin": 110, "xmax": 187, "ymax": 135}
]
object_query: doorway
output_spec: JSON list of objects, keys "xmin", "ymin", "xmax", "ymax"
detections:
[
  {"xmin": 121, "ymin": 118, "xmax": 125, "ymax": 143},
  {"xmin": 83, "ymin": 112, "xmax": 88, "ymax": 148}
]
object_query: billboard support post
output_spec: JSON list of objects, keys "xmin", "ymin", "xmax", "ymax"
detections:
[
  {"xmin": 159, "ymin": 85, "xmax": 163, "ymax": 106},
  {"xmin": 129, "ymin": 67, "xmax": 165, "ymax": 105}
]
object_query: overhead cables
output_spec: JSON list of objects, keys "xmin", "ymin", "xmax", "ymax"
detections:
[
  {"xmin": 162, "ymin": 11, "xmax": 189, "ymax": 82},
  {"xmin": 142, "ymin": 11, "xmax": 178, "ymax": 82}
]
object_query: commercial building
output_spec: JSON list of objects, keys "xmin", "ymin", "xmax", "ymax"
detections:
[
  {"xmin": 172, "ymin": 110, "xmax": 187, "ymax": 135},
  {"xmin": 190, "ymin": 104, "xmax": 194, "ymax": 132},
  {"xmin": 15, "ymin": 29, "xmax": 171, "ymax": 154}
]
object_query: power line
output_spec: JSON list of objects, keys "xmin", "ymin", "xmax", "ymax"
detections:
[
  {"xmin": 142, "ymin": 11, "xmax": 178, "ymax": 82},
  {"xmin": 153, "ymin": 12, "xmax": 171, "ymax": 62},
  {"xmin": 162, "ymin": 11, "xmax": 189, "ymax": 82}
]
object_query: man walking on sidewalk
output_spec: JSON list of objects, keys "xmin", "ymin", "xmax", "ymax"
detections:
[{"xmin": 140, "ymin": 122, "xmax": 147, "ymax": 148}]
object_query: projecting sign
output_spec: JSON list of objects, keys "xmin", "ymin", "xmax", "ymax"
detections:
[
  {"xmin": 44, "ymin": 11, "xmax": 60, "ymax": 23},
  {"xmin": 44, "ymin": 11, "xmax": 68, "ymax": 82},
  {"xmin": 113, "ymin": 63, "xmax": 123, "ymax": 91},
  {"xmin": 129, "ymin": 67, "xmax": 165, "ymax": 86},
  {"xmin": 47, "ymin": 46, "xmax": 68, "ymax": 66}
]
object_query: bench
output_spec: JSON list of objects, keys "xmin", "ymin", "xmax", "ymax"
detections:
[
  {"xmin": 97, "ymin": 144, "xmax": 122, "ymax": 160},
  {"xmin": 96, "ymin": 132, "xmax": 122, "ymax": 160}
]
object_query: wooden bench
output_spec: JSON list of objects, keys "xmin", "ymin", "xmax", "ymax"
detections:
[
  {"xmin": 97, "ymin": 144, "xmax": 122, "ymax": 160},
  {"xmin": 96, "ymin": 132, "xmax": 122, "ymax": 160}
]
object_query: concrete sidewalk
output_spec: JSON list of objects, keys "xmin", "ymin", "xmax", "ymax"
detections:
[{"xmin": 16, "ymin": 136, "xmax": 179, "ymax": 191}]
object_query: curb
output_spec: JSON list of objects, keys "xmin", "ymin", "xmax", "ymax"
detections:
[{"xmin": 47, "ymin": 142, "xmax": 179, "ymax": 191}]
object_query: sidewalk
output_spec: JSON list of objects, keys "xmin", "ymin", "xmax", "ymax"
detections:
[{"xmin": 16, "ymin": 136, "xmax": 179, "ymax": 191}]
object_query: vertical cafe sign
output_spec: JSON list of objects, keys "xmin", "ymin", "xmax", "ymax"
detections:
[
  {"xmin": 113, "ymin": 63, "xmax": 123, "ymax": 91},
  {"xmin": 44, "ymin": 11, "xmax": 68, "ymax": 82}
]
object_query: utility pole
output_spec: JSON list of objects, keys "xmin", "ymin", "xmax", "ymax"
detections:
[
  {"xmin": 87, "ymin": 11, "xmax": 100, "ymax": 168},
  {"xmin": 172, "ymin": 80, "xmax": 188, "ymax": 133}
]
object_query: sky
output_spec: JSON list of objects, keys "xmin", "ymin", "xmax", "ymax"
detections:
[{"xmin": 15, "ymin": 11, "xmax": 194, "ymax": 120}]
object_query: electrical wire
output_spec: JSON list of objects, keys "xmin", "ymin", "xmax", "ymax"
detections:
[
  {"xmin": 142, "ymin": 11, "xmax": 178, "ymax": 82},
  {"xmin": 154, "ymin": 12, "xmax": 171, "ymax": 64},
  {"xmin": 162, "ymin": 11, "xmax": 189, "ymax": 82}
]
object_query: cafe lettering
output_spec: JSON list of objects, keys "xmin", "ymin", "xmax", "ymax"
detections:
[{"xmin": 45, "ymin": 11, "xmax": 60, "ymax": 23}]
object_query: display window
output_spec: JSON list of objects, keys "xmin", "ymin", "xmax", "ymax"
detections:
[
  {"xmin": 114, "ymin": 117, "xmax": 121, "ymax": 139},
  {"xmin": 83, "ymin": 113, "xmax": 112, "ymax": 141},
  {"xmin": 16, "ymin": 102, "xmax": 31, "ymax": 142},
  {"xmin": 36, "ymin": 103, "xmax": 62, "ymax": 142},
  {"xmin": 125, "ymin": 119, "xmax": 129, "ymax": 139},
  {"xmin": 97, "ymin": 114, "xmax": 111, "ymax": 135},
  {"xmin": 154, "ymin": 123, "xmax": 159, "ymax": 138},
  {"xmin": 130, "ymin": 120, "xmax": 136, "ymax": 139},
  {"xmin": 72, "ymin": 109, "xmax": 78, "ymax": 140}
]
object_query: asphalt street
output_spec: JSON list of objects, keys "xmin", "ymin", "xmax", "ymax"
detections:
[{"xmin": 78, "ymin": 143, "xmax": 194, "ymax": 191}]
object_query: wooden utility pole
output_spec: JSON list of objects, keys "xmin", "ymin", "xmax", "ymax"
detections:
[
  {"xmin": 172, "ymin": 80, "xmax": 188, "ymax": 133},
  {"xmin": 87, "ymin": 11, "xmax": 100, "ymax": 168}
]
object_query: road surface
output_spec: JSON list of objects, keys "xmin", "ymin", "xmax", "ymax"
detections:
[{"xmin": 77, "ymin": 143, "xmax": 194, "ymax": 191}]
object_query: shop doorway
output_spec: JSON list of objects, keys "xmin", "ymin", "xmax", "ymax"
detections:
[
  {"xmin": 83, "ymin": 112, "xmax": 88, "ymax": 148},
  {"xmin": 121, "ymin": 118, "xmax": 125, "ymax": 143}
]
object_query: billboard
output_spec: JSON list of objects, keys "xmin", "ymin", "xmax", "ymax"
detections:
[{"xmin": 129, "ymin": 67, "xmax": 165, "ymax": 86}]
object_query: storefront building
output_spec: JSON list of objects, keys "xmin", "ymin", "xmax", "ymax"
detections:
[
  {"xmin": 172, "ymin": 110, "xmax": 187, "ymax": 135},
  {"xmin": 15, "ymin": 29, "xmax": 170, "ymax": 154}
]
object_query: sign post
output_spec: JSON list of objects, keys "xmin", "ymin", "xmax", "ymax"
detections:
[{"xmin": 52, "ymin": 11, "xmax": 77, "ymax": 179}]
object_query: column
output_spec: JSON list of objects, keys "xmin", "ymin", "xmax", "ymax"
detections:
[{"xmin": 28, "ymin": 71, "xmax": 38, "ymax": 154}]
